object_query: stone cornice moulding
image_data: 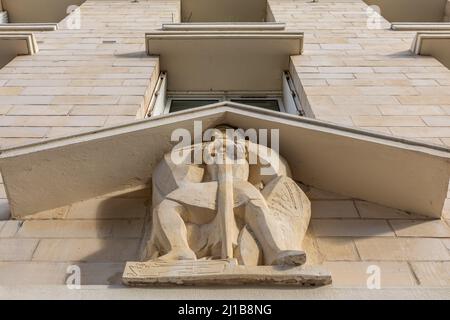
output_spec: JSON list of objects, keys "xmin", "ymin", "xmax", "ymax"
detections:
[
  {"xmin": 392, "ymin": 22, "xmax": 450, "ymax": 31},
  {"xmin": 0, "ymin": 103, "xmax": 448, "ymax": 219},
  {"xmin": 0, "ymin": 23, "xmax": 58, "ymax": 32}
]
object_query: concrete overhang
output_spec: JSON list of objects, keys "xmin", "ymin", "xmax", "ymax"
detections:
[
  {"xmin": 0, "ymin": 103, "xmax": 449, "ymax": 219},
  {"xmin": 0, "ymin": 32, "xmax": 38, "ymax": 67},
  {"xmin": 0, "ymin": 32, "xmax": 38, "ymax": 54},
  {"xmin": 145, "ymin": 31, "xmax": 303, "ymax": 91},
  {"xmin": 412, "ymin": 32, "xmax": 450, "ymax": 68},
  {"xmin": 1, "ymin": 0, "xmax": 85, "ymax": 23}
]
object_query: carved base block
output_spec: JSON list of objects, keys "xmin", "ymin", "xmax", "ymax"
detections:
[{"xmin": 122, "ymin": 259, "xmax": 332, "ymax": 287}]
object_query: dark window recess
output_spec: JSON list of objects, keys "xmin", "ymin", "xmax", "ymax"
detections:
[
  {"xmin": 231, "ymin": 99, "xmax": 280, "ymax": 111},
  {"xmin": 169, "ymin": 100, "xmax": 220, "ymax": 113}
]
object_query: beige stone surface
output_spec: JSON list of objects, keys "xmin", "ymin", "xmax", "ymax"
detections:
[
  {"xmin": 311, "ymin": 200, "xmax": 359, "ymax": 218},
  {"xmin": 390, "ymin": 219, "xmax": 450, "ymax": 237},
  {"xmin": 0, "ymin": 220, "xmax": 21, "ymax": 238},
  {"xmin": 1, "ymin": 286, "xmax": 450, "ymax": 300},
  {"xmin": 0, "ymin": 127, "xmax": 49, "ymax": 138},
  {"xmin": 355, "ymin": 238, "xmax": 450, "ymax": 261},
  {"xmin": 312, "ymin": 219, "xmax": 395, "ymax": 237},
  {"xmin": 411, "ymin": 262, "xmax": 450, "ymax": 287},
  {"xmin": 352, "ymin": 116, "xmax": 426, "ymax": 127},
  {"xmin": 78, "ymin": 262, "xmax": 126, "ymax": 285},
  {"xmin": 316, "ymin": 237, "xmax": 359, "ymax": 261},
  {"xmin": 70, "ymin": 105, "xmax": 140, "ymax": 116},
  {"xmin": 32, "ymin": 239, "xmax": 140, "ymax": 262},
  {"xmin": 304, "ymin": 186, "xmax": 350, "ymax": 200},
  {"xmin": 7, "ymin": 105, "xmax": 72, "ymax": 116},
  {"xmin": 323, "ymin": 261, "xmax": 417, "ymax": 288},
  {"xmin": 0, "ymin": 262, "xmax": 68, "ymax": 285},
  {"xmin": 0, "ymin": 239, "xmax": 38, "ymax": 261},
  {"xmin": 355, "ymin": 201, "xmax": 429, "ymax": 219},
  {"xmin": 23, "ymin": 206, "xmax": 69, "ymax": 220},
  {"xmin": 67, "ymin": 198, "xmax": 148, "ymax": 220},
  {"xmin": 17, "ymin": 220, "xmax": 112, "ymax": 238},
  {"xmin": 111, "ymin": 220, "xmax": 144, "ymax": 239},
  {"xmin": 45, "ymin": 127, "xmax": 101, "ymax": 138},
  {"xmin": 442, "ymin": 239, "xmax": 450, "ymax": 251},
  {"xmin": 0, "ymin": 262, "xmax": 124, "ymax": 286}
]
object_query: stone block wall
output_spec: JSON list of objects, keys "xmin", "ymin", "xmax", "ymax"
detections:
[
  {"xmin": 0, "ymin": 185, "xmax": 449, "ymax": 291},
  {"xmin": 270, "ymin": 0, "xmax": 450, "ymax": 147},
  {"xmin": 0, "ymin": 0, "xmax": 449, "ymax": 297}
]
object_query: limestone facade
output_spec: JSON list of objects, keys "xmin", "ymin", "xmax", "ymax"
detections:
[{"xmin": 0, "ymin": 0, "xmax": 449, "ymax": 298}]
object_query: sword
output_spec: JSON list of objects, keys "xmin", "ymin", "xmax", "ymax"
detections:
[{"xmin": 216, "ymin": 141, "xmax": 235, "ymax": 260}]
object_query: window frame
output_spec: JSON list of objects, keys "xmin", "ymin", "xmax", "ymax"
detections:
[
  {"xmin": 163, "ymin": 96, "xmax": 222, "ymax": 114},
  {"xmin": 146, "ymin": 72, "xmax": 304, "ymax": 117},
  {"xmin": 163, "ymin": 95, "xmax": 286, "ymax": 114}
]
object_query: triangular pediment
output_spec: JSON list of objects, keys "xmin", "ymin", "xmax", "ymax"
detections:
[{"xmin": 1, "ymin": 102, "xmax": 449, "ymax": 219}]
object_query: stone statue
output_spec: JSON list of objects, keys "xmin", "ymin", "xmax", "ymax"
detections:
[{"xmin": 143, "ymin": 127, "xmax": 311, "ymax": 267}]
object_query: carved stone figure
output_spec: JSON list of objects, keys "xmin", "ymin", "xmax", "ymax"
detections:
[{"xmin": 143, "ymin": 127, "xmax": 311, "ymax": 267}]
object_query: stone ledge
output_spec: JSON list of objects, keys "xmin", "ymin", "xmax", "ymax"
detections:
[
  {"xmin": 2, "ymin": 286, "xmax": 449, "ymax": 300},
  {"xmin": 0, "ymin": 23, "xmax": 58, "ymax": 32},
  {"xmin": 122, "ymin": 259, "xmax": 332, "ymax": 287}
]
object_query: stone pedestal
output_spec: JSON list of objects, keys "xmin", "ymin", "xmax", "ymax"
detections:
[{"xmin": 122, "ymin": 259, "xmax": 332, "ymax": 287}]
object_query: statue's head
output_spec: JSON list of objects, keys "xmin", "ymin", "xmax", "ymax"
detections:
[{"xmin": 203, "ymin": 127, "xmax": 249, "ymax": 181}]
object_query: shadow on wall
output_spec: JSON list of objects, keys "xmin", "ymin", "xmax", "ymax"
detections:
[
  {"xmin": 114, "ymin": 51, "xmax": 149, "ymax": 59},
  {"xmin": 2, "ymin": 0, "xmax": 86, "ymax": 23},
  {"xmin": 0, "ymin": 52, "xmax": 16, "ymax": 69},
  {"xmin": 364, "ymin": 0, "xmax": 448, "ymax": 22},
  {"xmin": 78, "ymin": 188, "xmax": 151, "ymax": 286}
]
